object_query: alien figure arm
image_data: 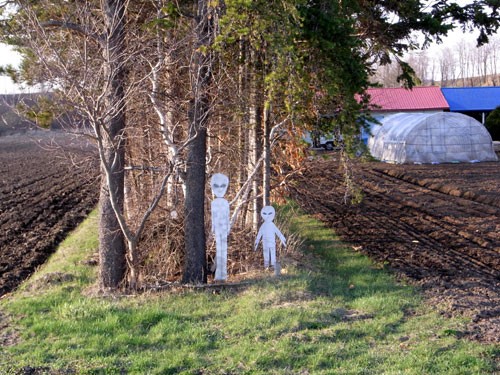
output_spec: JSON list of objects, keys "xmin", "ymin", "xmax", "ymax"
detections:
[
  {"xmin": 274, "ymin": 224, "xmax": 286, "ymax": 247},
  {"xmin": 254, "ymin": 226, "xmax": 263, "ymax": 251}
]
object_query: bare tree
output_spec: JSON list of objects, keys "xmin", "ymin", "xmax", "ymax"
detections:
[
  {"xmin": 438, "ymin": 47, "xmax": 457, "ymax": 87},
  {"xmin": 370, "ymin": 33, "xmax": 500, "ymax": 88},
  {"xmin": 407, "ymin": 51, "xmax": 429, "ymax": 84},
  {"xmin": 369, "ymin": 60, "xmax": 403, "ymax": 87},
  {"xmin": 97, "ymin": 0, "xmax": 128, "ymax": 288},
  {"xmin": 487, "ymin": 38, "xmax": 499, "ymax": 85},
  {"xmin": 7, "ymin": 0, "xmax": 181, "ymax": 289},
  {"xmin": 457, "ymin": 40, "xmax": 470, "ymax": 87}
]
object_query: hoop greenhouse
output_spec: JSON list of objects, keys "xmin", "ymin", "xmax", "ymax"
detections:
[{"xmin": 368, "ymin": 112, "xmax": 498, "ymax": 164}]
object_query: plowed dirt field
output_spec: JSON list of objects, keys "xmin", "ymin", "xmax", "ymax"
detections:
[
  {"xmin": 289, "ymin": 156, "xmax": 499, "ymax": 343},
  {"xmin": 0, "ymin": 132, "xmax": 98, "ymax": 298}
]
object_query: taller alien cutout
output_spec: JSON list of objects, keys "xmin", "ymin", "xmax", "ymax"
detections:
[
  {"xmin": 210, "ymin": 173, "xmax": 230, "ymax": 281},
  {"xmin": 254, "ymin": 206, "xmax": 286, "ymax": 268}
]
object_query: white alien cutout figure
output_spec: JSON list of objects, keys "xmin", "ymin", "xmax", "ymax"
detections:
[
  {"xmin": 254, "ymin": 205, "xmax": 286, "ymax": 269},
  {"xmin": 210, "ymin": 173, "xmax": 230, "ymax": 282}
]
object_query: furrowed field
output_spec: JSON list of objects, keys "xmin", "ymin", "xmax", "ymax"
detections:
[
  {"xmin": 289, "ymin": 156, "xmax": 500, "ymax": 344},
  {"xmin": 0, "ymin": 132, "xmax": 98, "ymax": 297}
]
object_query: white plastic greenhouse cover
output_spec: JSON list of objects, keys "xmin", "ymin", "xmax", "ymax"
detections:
[{"xmin": 368, "ymin": 112, "xmax": 498, "ymax": 164}]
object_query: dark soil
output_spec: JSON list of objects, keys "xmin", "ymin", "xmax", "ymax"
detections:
[
  {"xmin": 288, "ymin": 155, "xmax": 500, "ymax": 344},
  {"xmin": 0, "ymin": 132, "xmax": 99, "ymax": 298}
]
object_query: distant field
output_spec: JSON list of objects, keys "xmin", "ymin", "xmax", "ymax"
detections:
[
  {"xmin": 0, "ymin": 132, "xmax": 99, "ymax": 297},
  {"xmin": 0, "ymin": 93, "xmax": 70, "ymax": 136},
  {"xmin": 0, "ymin": 94, "xmax": 37, "ymax": 136}
]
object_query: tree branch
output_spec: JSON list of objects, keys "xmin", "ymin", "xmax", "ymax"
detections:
[{"xmin": 41, "ymin": 20, "xmax": 102, "ymax": 44}]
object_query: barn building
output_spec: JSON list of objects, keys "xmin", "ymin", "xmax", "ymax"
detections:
[
  {"xmin": 366, "ymin": 86, "xmax": 449, "ymax": 120},
  {"xmin": 441, "ymin": 86, "xmax": 500, "ymax": 124},
  {"xmin": 366, "ymin": 86, "xmax": 500, "ymax": 124}
]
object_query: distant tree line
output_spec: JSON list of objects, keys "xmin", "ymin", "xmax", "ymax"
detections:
[{"xmin": 373, "ymin": 36, "xmax": 500, "ymax": 87}]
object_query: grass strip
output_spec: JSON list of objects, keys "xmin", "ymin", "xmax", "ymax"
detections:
[{"xmin": 0, "ymin": 205, "xmax": 498, "ymax": 374}]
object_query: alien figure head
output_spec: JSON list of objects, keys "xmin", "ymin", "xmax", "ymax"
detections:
[
  {"xmin": 260, "ymin": 205, "xmax": 276, "ymax": 222},
  {"xmin": 210, "ymin": 173, "xmax": 229, "ymax": 198}
]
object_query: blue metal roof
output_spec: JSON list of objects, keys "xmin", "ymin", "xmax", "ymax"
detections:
[{"xmin": 441, "ymin": 87, "xmax": 500, "ymax": 111}]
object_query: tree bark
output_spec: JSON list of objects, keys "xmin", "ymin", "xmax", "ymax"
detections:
[
  {"xmin": 249, "ymin": 49, "xmax": 264, "ymax": 231},
  {"xmin": 98, "ymin": 0, "xmax": 127, "ymax": 288},
  {"xmin": 183, "ymin": 121, "xmax": 207, "ymax": 284},
  {"xmin": 182, "ymin": 0, "xmax": 215, "ymax": 284},
  {"xmin": 263, "ymin": 100, "xmax": 271, "ymax": 207}
]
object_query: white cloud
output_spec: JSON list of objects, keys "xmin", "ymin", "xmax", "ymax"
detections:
[
  {"xmin": 0, "ymin": 44, "xmax": 22, "ymax": 93},
  {"xmin": 0, "ymin": 44, "xmax": 21, "ymax": 66}
]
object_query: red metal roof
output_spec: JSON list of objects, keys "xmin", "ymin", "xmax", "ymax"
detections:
[{"xmin": 366, "ymin": 87, "xmax": 449, "ymax": 111}]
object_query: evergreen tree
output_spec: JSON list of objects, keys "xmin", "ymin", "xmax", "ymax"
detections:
[{"xmin": 485, "ymin": 106, "xmax": 500, "ymax": 141}]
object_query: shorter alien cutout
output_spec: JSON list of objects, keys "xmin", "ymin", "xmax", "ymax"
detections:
[{"xmin": 254, "ymin": 205, "xmax": 286, "ymax": 268}]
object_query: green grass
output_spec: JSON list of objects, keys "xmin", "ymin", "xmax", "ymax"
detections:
[{"xmin": 1, "ymin": 206, "xmax": 498, "ymax": 374}]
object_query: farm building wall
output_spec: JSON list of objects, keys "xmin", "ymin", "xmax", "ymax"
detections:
[{"xmin": 368, "ymin": 112, "xmax": 498, "ymax": 164}]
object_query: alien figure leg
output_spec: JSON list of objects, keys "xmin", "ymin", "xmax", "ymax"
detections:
[{"xmin": 214, "ymin": 233, "xmax": 228, "ymax": 281}]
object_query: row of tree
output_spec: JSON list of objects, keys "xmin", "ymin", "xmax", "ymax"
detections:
[
  {"xmin": 1, "ymin": 0, "xmax": 498, "ymax": 289},
  {"xmin": 373, "ymin": 36, "xmax": 500, "ymax": 87}
]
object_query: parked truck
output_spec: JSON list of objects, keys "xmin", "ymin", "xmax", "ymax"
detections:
[{"xmin": 303, "ymin": 130, "xmax": 336, "ymax": 150}]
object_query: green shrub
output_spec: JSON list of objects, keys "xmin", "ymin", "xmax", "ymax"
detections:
[{"xmin": 485, "ymin": 106, "xmax": 500, "ymax": 141}]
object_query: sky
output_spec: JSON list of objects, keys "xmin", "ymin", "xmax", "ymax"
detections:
[
  {"xmin": 422, "ymin": 26, "xmax": 480, "ymax": 56},
  {"xmin": 0, "ymin": 43, "xmax": 22, "ymax": 94}
]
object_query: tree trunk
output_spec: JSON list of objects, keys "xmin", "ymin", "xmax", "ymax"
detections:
[
  {"xmin": 263, "ymin": 100, "xmax": 271, "ymax": 207},
  {"xmin": 237, "ymin": 37, "xmax": 250, "ymax": 227},
  {"xmin": 183, "ymin": 122, "xmax": 207, "ymax": 284},
  {"xmin": 182, "ymin": 0, "xmax": 215, "ymax": 284},
  {"xmin": 98, "ymin": 0, "xmax": 127, "ymax": 289},
  {"xmin": 249, "ymin": 50, "xmax": 264, "ymax": 231},
  {"xmin": 98, "ymin": 166, "xmax": 126, "ymax": 287}
]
